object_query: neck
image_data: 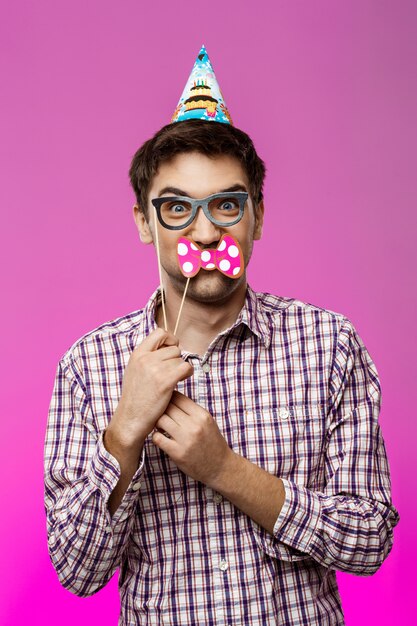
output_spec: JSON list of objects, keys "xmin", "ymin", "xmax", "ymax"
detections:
[{"xmin": 155, "ymin": 277, "xmax": 248, "ymax": 356}]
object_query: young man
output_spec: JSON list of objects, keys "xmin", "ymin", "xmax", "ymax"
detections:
[{"xmin": 44, "ymin": 49, "xmax": 399, "ymax": 625}]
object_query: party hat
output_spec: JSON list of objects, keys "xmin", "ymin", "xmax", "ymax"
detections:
[{"xmin": 171, "ymin": 45, "xmax": 233, "ymax": 125}]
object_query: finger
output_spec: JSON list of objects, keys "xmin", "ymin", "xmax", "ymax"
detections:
[
  {"xmin": 152, "ymin": 429, "xmax": 177, "ymax": 455},
  {"xmin": 154, "ymin": 426, "xmax": 172, "ymax": 439},
  {"xmin": 135, "ymin": 328, "xmax": 179, "ymax": 353},
  {"xmin": 165, "ymin": 401, "xmax": 188, "ymax": 423},
  {"xmin": 156, "ymin": 413, "xmax": 181, "ymax": 434},
  {"xmin": 171, "ymin": 390, "xmax": 199, "ymax": 412},
  {"xmin": 177, "ymin": 361, "xmax": 194, "ymax": 381},
  {"xmin": 150, "ymin": 345, "xmax": 182, "ymax": 362},
  {"xmin": 163, "ymin": 359, "xmax": 194, "ymax": 382},
  {"xmin": 158, "ymin": 331, "xmax": 180, "ymax": 348}
]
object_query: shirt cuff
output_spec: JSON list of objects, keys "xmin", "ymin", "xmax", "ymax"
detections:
[
  {"xmin": 272, "ymin": 478, "xmax": 322, "ymax": 553},
  {"xmin": 87, "ymin": 430, "xmax": 145, "ymax": 511},
  {"xmin": 250, "ymin": 479, "xmax": 320, "ymax": 562}
]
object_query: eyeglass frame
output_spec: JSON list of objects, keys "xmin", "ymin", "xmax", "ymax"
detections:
[{"xmin": 150, "ymin": 191, "xmax": 249, "ymax": 231}]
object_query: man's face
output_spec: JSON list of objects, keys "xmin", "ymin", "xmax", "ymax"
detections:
[{"xmin": 134, "ymin": 151, "xmax": 264, "ymax": 304}]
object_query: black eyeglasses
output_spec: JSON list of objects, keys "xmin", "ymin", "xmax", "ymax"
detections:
[{"xmin": 151, "ymin": 191, "xmax": 248, "ymax": 230}]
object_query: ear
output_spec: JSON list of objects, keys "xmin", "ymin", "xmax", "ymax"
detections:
[
  {"xmin": 253, "ymin": 199, "xmax": 264, "ymax": 240},
  {"xmin": 133, "ymin": 204, "xmax": 153, "ymax": 244}
]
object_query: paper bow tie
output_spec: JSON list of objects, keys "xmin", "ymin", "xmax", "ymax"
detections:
[{"xmin": 177, "ymin": 235, "xmax": 244, "ymax": 279}]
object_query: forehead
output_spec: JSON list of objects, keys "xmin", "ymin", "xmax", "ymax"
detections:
[{"xmin": 150, "ymin": 152, "xmax": 249, "ymax": 198}]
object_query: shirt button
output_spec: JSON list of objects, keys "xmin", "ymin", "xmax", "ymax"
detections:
[
  {"xmin": 202, "ymin": 362, "xmax": 210, "ymax": 373},
  {"xmin": 213, "ymin": 493, "xmax": 223, "ymax": 504},
  {"xmin": 132, "ymin": 481, "xmax": 142, "ymax": 491},
  {"xmin": 279, "ymin": 407, "xmax": 289, "ymax": 419},
  {"xmin": 219, "ymin": 559, "xmax": 228, "ymax": 572}
]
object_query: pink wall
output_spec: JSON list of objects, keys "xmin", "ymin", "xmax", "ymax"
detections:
[{"xmin": 1, "ymin": 1, "xmax": 415, "ymax": 624}]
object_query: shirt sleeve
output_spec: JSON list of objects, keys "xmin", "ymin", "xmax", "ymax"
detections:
[
  {"xmin": 255, "ymin": 317, "xmax": 400, "ymax": 575},
  {"xmin": 44, "ymin": 355, "xmax": 145, "ymax": 597}
]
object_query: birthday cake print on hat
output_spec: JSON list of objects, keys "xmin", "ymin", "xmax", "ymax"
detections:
[{"xmin": 171, "ymin": 45, "xmax": 233, "ymax": 125}]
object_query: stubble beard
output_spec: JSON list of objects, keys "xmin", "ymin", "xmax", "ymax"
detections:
[{"xmin": 164, "ymin": 264, "xmax": 246, "ymax": 305}]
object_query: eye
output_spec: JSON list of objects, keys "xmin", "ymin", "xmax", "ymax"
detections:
[
  {"xmin": 220, "ymin": 200, "xmax": 238, "ymax": 211},
  {"xmin": 169, "ymin": 203, "xmax": 187, "ymax": 213}
]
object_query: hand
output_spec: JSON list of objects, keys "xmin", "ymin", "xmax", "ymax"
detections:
[
  {"xmin": 108, "ymin": 328, "xmax": 194, "ymax": 448},
  {"xmin": 152, "ymin": 391, "xmax": 234, "ymax": 487}
]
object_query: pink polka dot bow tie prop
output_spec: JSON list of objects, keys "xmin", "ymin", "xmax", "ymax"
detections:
[{"xmin": 177, "ymin": 234, "xmax": 244, "ymax": 279}]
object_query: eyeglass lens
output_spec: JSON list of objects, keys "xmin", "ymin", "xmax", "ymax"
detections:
[{"xmin": 159, "ymin": 195, "xmax": 242, "ymax": 228}]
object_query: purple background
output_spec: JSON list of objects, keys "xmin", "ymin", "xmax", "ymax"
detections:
[{"xmin": 1, "ymin": 1, "xmax": 415, "ymax": 624}]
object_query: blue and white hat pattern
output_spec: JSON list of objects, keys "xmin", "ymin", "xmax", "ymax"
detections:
[{"xmin": 171, "ymin": 45, "xmax": 233, "ymax": 125}]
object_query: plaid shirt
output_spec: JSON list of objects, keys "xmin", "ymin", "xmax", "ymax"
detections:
[{"xmin": 44, "ymin": 285, "xmax": 399, "ymax": 625}]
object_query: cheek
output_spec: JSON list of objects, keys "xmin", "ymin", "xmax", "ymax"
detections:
[
  {"xmin": 237, "ymin": 220, "xmax": 255, "ymax": 249},
  {"xmin": 239, "ymin": 233, "xmax": 256, "ymax": 268},
  {"xmin": 157, "ymin": 237, "xmax": 186, "ymax": 272},
  {"xmin": 154, "ymin": 229, "xmax": 179, "ymax": 252}
]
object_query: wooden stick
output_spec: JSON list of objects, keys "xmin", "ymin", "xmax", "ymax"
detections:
[
  {"xmin": 174, "ymin": 276, "xmax": 190, "ymax": 336},
  {"xmin": 153, "ymin": 206, "xmax": 167, "ymax": 331}
]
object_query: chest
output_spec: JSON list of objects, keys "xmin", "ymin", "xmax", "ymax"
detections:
[{"xmin": 82, "ymin": 329, "xmax": 332, "ymax": 487}]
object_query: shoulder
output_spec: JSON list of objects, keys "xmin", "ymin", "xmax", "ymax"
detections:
[
  {"xmin": 250, "ymin": 288, "xmax": 362, "ymax": 352},
  {"xmin": 254, "ymin": 288, "xmax": 348, "ymax": 325},
  {"xmin": 252, "ymin": 289, "xmax": 371, "ymax": 371},
  {"xmin": 59, "ymin": 307, "xmax": 146, "ymax": 369}
]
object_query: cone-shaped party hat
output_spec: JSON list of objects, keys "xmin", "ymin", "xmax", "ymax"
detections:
[{"xmin": 171, "ymin": 45, "xmax": 233, "ymax": 125}]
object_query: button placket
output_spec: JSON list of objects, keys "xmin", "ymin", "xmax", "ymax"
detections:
[
  {"xmin": 195, "ymin": 359, "xmax": 203, "ymax": 404},
  {"xmin": 199, "ymin": 356, "xmax": 227, "ymax": 618},
  {"xmin": 118, "ymin": 510, "xmax": 129, "ymax": 522}
]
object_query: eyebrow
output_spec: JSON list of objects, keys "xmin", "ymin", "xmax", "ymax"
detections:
[{"xmin": 157, "ymin": 184, "xmax": 248, "ymax": 197}]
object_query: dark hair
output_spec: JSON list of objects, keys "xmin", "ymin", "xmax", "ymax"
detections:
[{"xmin": 129, "ymin": 119, "xmax": 266, "ymax": 218}]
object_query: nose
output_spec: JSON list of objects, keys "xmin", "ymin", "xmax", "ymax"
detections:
[{"xmin": 189, "ymin": 204, "xmax": 222, "ymax": 246}]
